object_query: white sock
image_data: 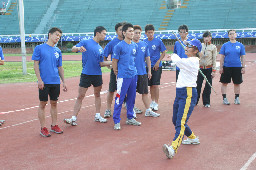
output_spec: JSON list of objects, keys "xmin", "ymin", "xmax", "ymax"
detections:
[
  {"xmin": 146, "ymin": 108, "xmax": 152, "ymax": 112},
  {"xmin": 95, "ymin": 113, "xmax": 100, "ymax": 117},
  {"xmin": 72, "ymin": 116, "xmax": 77, "ymax": 121}
]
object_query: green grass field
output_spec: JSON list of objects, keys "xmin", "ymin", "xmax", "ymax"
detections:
[
  {"xmin": 0, "ymin": 61, "xmax": 110, "ymax": 84},
  {"xmin": 3, "ymin": 53, "xmax": 81, "ymax": 56},
  {"xmin": 1, "ymin": 51, "xmax": 173, "ymax": 84}
]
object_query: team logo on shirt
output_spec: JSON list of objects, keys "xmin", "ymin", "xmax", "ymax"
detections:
[
  {"xmin": 54, "ymin": 52, "xmax": 59, "ymax": 59},
  {"xmin": 236, "ymin": 46, "xmax": 240, "ymax": 50},
  {"xmin": 141, "ymin": 46, "xmax": 146, "ymax": 53},
  {"xmin": 152, "ymin": 45, "xmax": 156, "ymax": 50},
  {"xmin": 133, "ymin": 49, "xmax": 136, "ymax": 55}
]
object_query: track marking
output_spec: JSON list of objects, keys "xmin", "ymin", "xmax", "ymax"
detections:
[
  {"xmin": 0, "ymin": 83, "xmax": 176, "ymax": 130},
  {"xmin": 0, "ymin": 83, "xmax": 176, "ymax": 115},
  {"xmin": 240, "ymin": 152, "xmax": 256, "ymax": 170},
  {"xmin": 0, "ymin": 90, "xmax": 109, "ymax": 115},
  {"xmin": 0, "ymin": 102, "xmax": 106, "ymax": 130}
]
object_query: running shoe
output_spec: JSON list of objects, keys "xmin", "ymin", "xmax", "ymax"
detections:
[
  {"xmin": 64, "ymin": 118, "xmax": 77, "ymax": 126},
  {"xmin": 145, "ymin": 110, "xmax": 160, "ymax": 117},
  {"xmin": 223, "ymin": 98, "xmax": 230, "ymax": 105},
  {"xmin": 162, "ymin": 144, "xmax": 175, "ymax": 159},
  {"xmin": 104, "ymin": 109, "xmax": 111, "ymax": 118},
  {"xmin": 40, "ymin": 127, "xmax": 51, "ymax": 137},
  {"xmin": 134, "ymin": 106, "xmax": 142, "ymax": 114},
  {"xmin": 114, "ymin": 123, "xmax": 121, "ymax": 130},
  {"xmin": 126, "ymin": 118, "xmax": 141, "ymax": 126},
  {"xmin": 234, "ymin": 97, "xmax": 240, "ymax": 105},
  {"xmin": 51, "ymin": 125, "xmax": 63, "ymax": 134},
  {"xmin": 204, "ymin": 104, "xmax": 211, "ymax": 108},
  {"xmin": 95, "ymin": 115, "xmax": 107, "ymax": 123},
  {"xmin": 182, "ymin": 136, "xmax": 200, "ymax": 145}
]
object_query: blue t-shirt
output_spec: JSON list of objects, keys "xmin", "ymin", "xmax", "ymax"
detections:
[
  {"xmin": 32, "ymin": 43, "xmax": 62, "ymax": 84},
  {"xmin": 219, "ymin": 41, "xmax": 246, "ymax": 67},
  {"xmin": 135, "ymin": 41, "xmax": 149, "ymax": 75},
  {"xmin": 174, "ymin": 39, "xmax": 189, "ymax": 70},
  {"xmin": 76, "ymin": 39, "xmax": 104, "ymax": 75},
  {"xmin": 0, "ymin": 46, "xmax": 4, "ymax": 60},
  {"xmin": 113, "ymin": 40, "xmax": 138, "ymax": 78},
  {"xmin": 104, "ymin": 38, "xmax": 122, "ymax": 60},
  {"xmin": 144, "ymin": 38, "xmax": 166, "ymax": 67}
]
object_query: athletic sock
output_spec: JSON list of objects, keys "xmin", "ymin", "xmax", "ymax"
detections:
[
  {"xmin": 72, "ymin": 116, "xmax": 77, "ymax": 121},
  {"xmin": 146, "ymin": 108, "xmax": 152, "ymax": 112},
  {"xmin": 222, "ymin": 94, "xmax": 227, "ymax": 99},
  {"xmin": 95, "ymin": 113, "xmax": 100, "ymax": 117},
  {"xmin": 235, "ymin": 94, "xmax": 239, "ymax": 99}
]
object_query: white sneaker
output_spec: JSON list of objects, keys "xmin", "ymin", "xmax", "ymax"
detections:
[
  {"xmin": 145, "ymin": 110, "xmax": 160, "ymax": 117},
  {"xmin": 64, "ymin": 118, "xmax": 77, "ymax": 126},
  {"xmin": 95, "ymin": 115, "xmax": 107, "ymax": 123},
  {"xmin": 114, "ymin": 123, "xmax": 121, "ymax": 130},
  {"xmin": 104, "ymin": 109, "xmax": 111, "ymax": 118},
  {"xmin": 234, "ymin": 97, "xmax": 240, "ymax": 105},
  {"xmin": 134, "ymin": 106, "xmax": 142, "ymax": 114},
  {"xmin": 162, "ymin": 144, "xmax": 175, "ymax": 159},
  {"xmin": 223, "ymin": 98, "xmax": 230, "ymax": 105},
  {"xmin": 153, "ymin": 102, "xmax": 159, "ymax": 111},
  {"xmin": 204, "ymin": 104, "xmax": 211, "ymax": 108},
  {"xmin": 126, "ymin": 118, "xmax": 141, "ymax": 126},
  {"xmin": 182, "ymin": 136, "xmax": 200, "ymax": 145}
]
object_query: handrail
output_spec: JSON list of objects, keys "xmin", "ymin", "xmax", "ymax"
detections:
[{"xmin": 1, "ymin": 28, "xmax": 256, "ymax": 37}]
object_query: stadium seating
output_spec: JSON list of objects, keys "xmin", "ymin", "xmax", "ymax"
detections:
[
  {"xmin": 165, "ymin": 0, "xmax": 256, "ymax": 30},
  {"xmin": 0, "ymin": 0, "xmax": 255, "ymax": 35}
]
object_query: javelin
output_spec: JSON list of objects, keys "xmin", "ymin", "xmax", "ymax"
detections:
[{"xmin": 172, "ymin": 31, "xmax": 217, "ymax": 94}]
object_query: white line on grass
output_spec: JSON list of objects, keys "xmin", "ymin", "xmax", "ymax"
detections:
[{"xmin": 240, "ymin": 152, "xmax": 256, "ymax": 170}]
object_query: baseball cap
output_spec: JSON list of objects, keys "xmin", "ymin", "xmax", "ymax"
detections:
[{"xmin": 185, "ymin": 39, "xmax": 202, "ymax": 52}]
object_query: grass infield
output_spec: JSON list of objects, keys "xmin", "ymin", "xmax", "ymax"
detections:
[
  {"xmin": 0, "ymin": 61, "xmax": 110, "ymax": 84},
  {"xmin": 1, "ymin": 51, "xmax": 173, "ymax": 84}
]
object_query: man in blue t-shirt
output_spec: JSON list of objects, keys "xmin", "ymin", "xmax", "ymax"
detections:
[
  {"xmin": 219, "ymin": 29, "xmax": 246, "ymax": 105},
  {"xmin": 173, "ymin": 25, "xmax": 189, "ymax": 81},
  {"xmin": 112, "ymin": 23, "xmax": 142, "ymax": 130},
  {"xmin": 64, "ymin": 26, "xmax": 112, "ymax": 126},
  {"xmin": 103, "ymin": 22, "xmax": 125, "ymax": 118},
  {"xmin": 133, "ymin": 25, "xmax": 160, "ymax": 118},
  {"xmin": 32, "ymin": 27, "xmax": 67, "ymax": 137},
  {"xmin": 144, "ymin": 24, "xmax": 167, "ymax": 111}
]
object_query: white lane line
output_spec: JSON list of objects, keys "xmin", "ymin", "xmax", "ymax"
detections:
[
  {"xmin": 0, "ymin": 101, "xmax": 108, "ymax": 130},
  {"xmin": 1, "ymin": 84, "xmax": 175, "ymax": 115},
  {"xmin": 0, "ymin": 90, "xmax": 109, "ymax": 115},
  {"xmin": 0, "ymin": 83, "xmax": 176, "ymax": 130},
  {"xmin": 240, "ymin": 152, "xmax": 256, "ymax": 170}
]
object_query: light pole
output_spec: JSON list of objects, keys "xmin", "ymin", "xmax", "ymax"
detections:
[{"xmin": 18, "ymin": 0, "xmax": 27, "ymax": 75}]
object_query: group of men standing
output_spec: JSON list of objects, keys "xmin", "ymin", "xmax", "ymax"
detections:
[
  {"xmin": 29, "ymin": 22, "xmax": 245, "ymax": 159},
  {"xmin": 33, "ymin": 23, "xmax": 166, "ymax": 137}
]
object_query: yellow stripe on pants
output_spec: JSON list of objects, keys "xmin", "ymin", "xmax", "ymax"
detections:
[{"xmin": 172, "ymin": 87, "xmax": 192, "ymax": 152}]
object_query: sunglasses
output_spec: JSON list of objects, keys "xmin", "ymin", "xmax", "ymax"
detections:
[{"xmin": 186, "ymin": 44, "xmax": 194, "ymax": 48}]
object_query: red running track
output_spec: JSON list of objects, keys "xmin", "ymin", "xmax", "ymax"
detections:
[{"xmin": 0, "ymin": 53, "xmax": 256, "ymax": 169}]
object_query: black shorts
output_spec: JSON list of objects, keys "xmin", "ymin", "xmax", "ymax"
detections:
[
  {"xmin": 39, "ymin": 84, "xmax": 60, "ymax": 101},
  {"xmin": 147, "ymin": 67, "xmax": 162, "ymax": 86},
  {"xmin": 79, "ymin": 74, "xmax": 103, "ymax": 88},
  {"xmin": 109, "ymin": 69, "xmax": 117, "ymax": 92},
  {"xmin": 137, "ymin": 74, "xmax": 149, "ymax": 94},
  {"xmin": 220, "ymin": 67, "xmax": 243, "ymax": 84}
]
